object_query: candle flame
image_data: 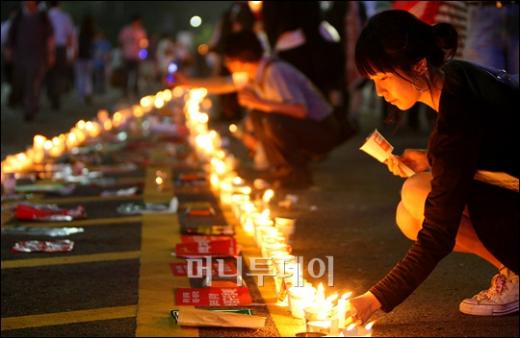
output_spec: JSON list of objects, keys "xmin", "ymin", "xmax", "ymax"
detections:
[
  {"xmin": 210, "ymin": 174, "xmax": 219, "ymax": 187},
  {"xmin": 232, "ymin": 176, "xmax": 243, "ymax": 185},
  {"xmin": 365, "ymin": 321, "xmax": 375, "ymax": 330},
  {"xmin": 154, "ymin": 97, "xmax": 165, "ymax": 109},
  {"xmin": 326, "ymin": 293, "xmax": 339, "ymax": 304},
  {"xmin": 316, "ymin": 283, "xmax": 325, "ymax": 303},
  {"xmin": 341, "ymin": 291, "xmax": 353, "ymax": 300},
  {"xmin": 43, "ymin": 140, "xmax": 53, "ymax": 151},
  {"xmin": 346, "ymin": 323, "xmax": 357, "ymax": 331},
  {"xmin": 262, "ymin": 189, "xmax": 275, "ymax": 203},
  {"xmin": 155, "ymin": 176, "xmax": 164, "ymax": 185},
  {"xmin": 140, "ymin": 96, "xmax": 153, "ymax": 108},
  {"xmin": 244, "ymin": 219, "xmax": 255, "ymax": 235},
  {"xmin": 33, "ymin": 135, "xmax": 46, "ymax": 147}
]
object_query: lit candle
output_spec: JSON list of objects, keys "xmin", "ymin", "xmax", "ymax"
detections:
[
  {"xmin": 288, "ymin": 284, "xmax": 316, "ymax": 318},
  {"xmin": 231, "ymin": 72, "xmax": 249, "ymax": 90},
  {"xmin": 103, "ymin": 119, "xmax": 113, "ymax": 131},
  {"xmin": 275, "ymin": 217, "xmax": 296, "ymax": 242},
  {"xmin": 337, "ymin": 292, "xmax": 353, "ymax": 330},
  {"xmin": 112, "ymin": 111, "xmax": 124, "ymax": 128},
  {"xmin": 262, "ymin": 188, "xmax": 275, "ymax": 208},
  {"xmin": 48, "ymin": 136, "xmax": 65, "ymax": 157},
  {"xmin": 85, "ymin": 121, "xmax": 101, "ymax": 138},
  {"xmin": 154, "ymin": 96, "xmax": 165, "ymax": 109},
  {"xmin": 155, "ymin": 170, "xmax": 167, "ymax": 191},
  {"xmin": 139, "ymin": 95, "xmax": 153, "ymax": 110},
  {"xmin": 97, "ymin": 109, "xmax": 109, "ymax": 122},
  {"xmin": 33, "ymin": 134, "xmax": 46, "ymax": 150},
  {"xmin": 133, "ymin": 105, "xmax": 144, "ymax": 118},
  {"xmin": 344, "ymin": 321, "xmax": 374, "ymax": 337}
]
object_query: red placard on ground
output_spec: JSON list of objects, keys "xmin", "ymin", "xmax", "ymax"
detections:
[
  {"xmin": 169, "ymin": 260, "xmax": 237, "ymax": 277},
  {"xmin": 175, "ymin": 238, "xmax": 237, "ymax": 257},
  {"xmin": 180, "ymin": 235, "xmax": 234, "ymax": 243},
  {"xmin": 175, "ymin": 287, "xmax": 252, "ymax": 306}
]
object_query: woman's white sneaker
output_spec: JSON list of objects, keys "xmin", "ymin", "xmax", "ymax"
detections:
[{"xmin": 459, "ymin": 269, "xmax": 519, "ymax": 316}]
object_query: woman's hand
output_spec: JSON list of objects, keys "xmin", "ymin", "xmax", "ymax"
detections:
[
  {"xmin": 346, "ymin": 291, "xmax": 381, "ymax": 324},
  {"xmin": 385, "ymin": 149, "xmax": 429, "ymax": 177}
]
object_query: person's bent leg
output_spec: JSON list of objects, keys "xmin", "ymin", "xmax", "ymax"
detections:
[
  {"xmin": 397, "ymin": 174, "xmax": 518, "ymax": 316},
  {"xmin": 260, "ymin": 114, "xmax": 313, "ymax": 188},
  {"xmin": 397, "ymin": 172, "xmax": 502, "ymax": 268}
]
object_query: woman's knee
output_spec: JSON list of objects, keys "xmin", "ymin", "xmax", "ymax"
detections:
[
  {"xmin": 396, "ymin": 201, "xmax": 421, "ymax": 241},
  {"xmin": 400, "ymin": 172, "xmax": 432, "ymax": 219}
]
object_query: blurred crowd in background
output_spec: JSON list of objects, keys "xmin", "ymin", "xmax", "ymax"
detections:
[{"xmin": 1, "ymin": 1, "xmax": 518, "ymax": 127}]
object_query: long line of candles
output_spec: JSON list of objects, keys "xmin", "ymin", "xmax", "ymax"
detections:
[{"xmin": 182, "ymin": 88, "xmax": 374, "ymax": 337}]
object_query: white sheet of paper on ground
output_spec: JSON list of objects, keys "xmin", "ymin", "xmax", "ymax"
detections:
[
  {"xmin": 142, "ymin": 197, "xmax": 179, "ymax": 214},
  {"xmin": 360, "ymin": 129, "xmax": 415, "ymax": 177},
  {"xmin": 177, "ymin": 308, "xmax": 266, "ymax": 329},
  {"xmin": 100, "ymin": 186, "xmax": 138, "ymax": 197}
]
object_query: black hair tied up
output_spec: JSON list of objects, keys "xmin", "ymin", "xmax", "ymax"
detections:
[
  {"xmin": 431, "ymin": 23, "xmax": 458, "ymax": 63},
  {"xmin": 355, "ymin": 10, "xmax": 458, "ymax": 77}
]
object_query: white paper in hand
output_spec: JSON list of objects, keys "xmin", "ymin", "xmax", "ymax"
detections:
[
  {"xmin": 360, "ymin": 129, "xmax": 415, "ymax": 177},
  {"xmin": 359, "ymin": 129, "xmax": 394, "ymax": 163}
]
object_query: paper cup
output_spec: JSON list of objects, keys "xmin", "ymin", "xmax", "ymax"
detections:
[
  {"xmin": 275, "ymin": 217, "xmax": 296, "ymax": 241},
  {"xmin": 288, "ymin": 285, "xmax": 316, "ymax": 319},
  {"xmin": 232, "ymin": 72, "xmax": 249, "ymax": 90}
]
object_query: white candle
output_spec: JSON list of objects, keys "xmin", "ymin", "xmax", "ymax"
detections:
[
  {"xmin": 231, "ymin": 72, "xmax": 249, "ymax": 89},
  {"xmin": 344, "ymin": 321, "xmax": 374, "ymax": 337},
  {"xmin": 288, "ymin": 285, "xmax": 316, "ymax": 319},
  {"xmin": 337, "ymin": 292, "xmax": 353, "ymax": 330}
]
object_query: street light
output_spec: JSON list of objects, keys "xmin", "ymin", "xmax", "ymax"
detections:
[{"xmin": 190, "ymin": 15, "xmax": 202, "ymax": 28}]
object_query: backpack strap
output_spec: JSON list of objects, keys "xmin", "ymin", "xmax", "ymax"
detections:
[{"xmin": 257, "ymin": 57, "xmax": 280, "ymax": 90}]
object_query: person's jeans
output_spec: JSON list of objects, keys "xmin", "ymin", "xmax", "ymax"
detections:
[
  {"xmin": 75, "ymin": 59, "xmax": 93, "ymax": 102},
  {"xmin": 46, "ymin": 46, "xmax": 68, "ymax": 107},
  {"xmin": 248, "ymin": 110, "xmax": 340, "ymax": 171},
  {"xmin": 123, "ymin": 59, "xmax": 140, "ymax": 97},
  {"xmin": 13, "ymin": 61, "xmax": 46, "ymax": 119},
  {"xmin": 93, "ymin": 66, "xmax": 106, "ymax": 94}
]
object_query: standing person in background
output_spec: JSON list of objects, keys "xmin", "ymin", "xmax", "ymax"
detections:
[
  {"xmin": 46, "ymin": 0, "xmax": 74, "ymax": 110},
  {"xmin": 1, "ymin": 6, "xmax": 19, "ymax": 107},
  {"xmin": 118, "ymin": 15, "xmax": 148, "ymax": 99},
  {"xmin": 155, "ymin": 32, "xmax": 176, "ymax": 85},
  {"xmin": 75, "ymin": 14, "xmax": 96, "ymax": 105},
  {"xmin": 5, "ymin": 1, "xmax": 54, "ymax": 122},
  {"xmin": 463, "ymin": 1, "xmax": 519, "ymax": 75},
  {"xmin": 92, "ymin": 30, "xmax": 112, "ymax": 95}
]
